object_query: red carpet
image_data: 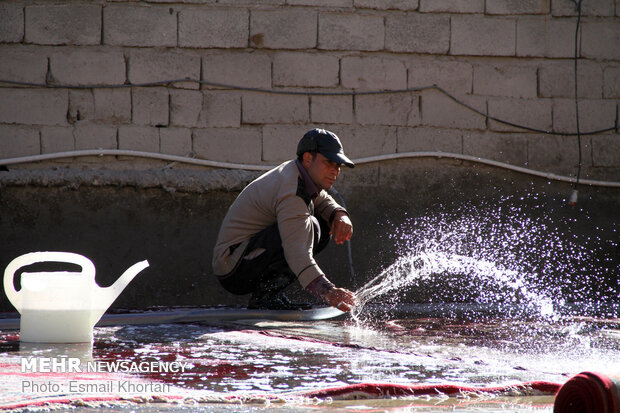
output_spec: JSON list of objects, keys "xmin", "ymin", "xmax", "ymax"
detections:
[
  {"xmin": 554, "ymin": 371, "xmax": 620, "ymax": 413},
  {"xmin": 295, "ymin": 381, "xmax": 560, "ymax": 400},
  {"xmin": 2, "ymin": 355, "xmax": 618, "ymax": 412}
]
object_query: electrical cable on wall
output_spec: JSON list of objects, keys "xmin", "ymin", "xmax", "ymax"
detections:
[
  {"xmin": 0, "ymin": 78, "xmax": 616, "ymax": 138},
  {"xmin": 568, "ymin": 0, "xmax": 584, "ymax": 206},
  {"xmin": 329, "ymin": 187, "xmax": 357, "ymax": 289}
]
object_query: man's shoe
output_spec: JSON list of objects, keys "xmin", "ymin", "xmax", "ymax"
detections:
[
  {"xmin": 248, "ymin": 292, "xmax": 312, "ymax": 311},
  {"xmin": 278, "ymin": 293, "xmax": 313, "ymax": 310}
]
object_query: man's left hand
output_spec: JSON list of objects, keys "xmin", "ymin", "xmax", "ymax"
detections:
[{"xmin": 331, "ymin": 211, "xmax": 353, "ymax": 245}]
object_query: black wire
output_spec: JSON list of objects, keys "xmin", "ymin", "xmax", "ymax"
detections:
[
  {"xmin": 0, "ymin": 52, "xmax": 616, "ymax": 138},
  {"xmin": 572, "ymin": 0, "xmax": 583, "ymax": 189}
]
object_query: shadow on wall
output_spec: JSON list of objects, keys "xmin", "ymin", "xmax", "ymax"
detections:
[{"xmin": 0, "ymin": 159, "xmax": 619, "ymax": 312}]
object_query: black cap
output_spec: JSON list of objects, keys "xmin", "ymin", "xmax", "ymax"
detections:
[{"xmin": 296, "ymin": 129, "xmax": 355, "ymax": 168}]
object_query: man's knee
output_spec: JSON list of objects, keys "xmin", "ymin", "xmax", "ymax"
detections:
[{"xmin": 311, "ymin": 215, "xmax": 331, "ymax": 254}]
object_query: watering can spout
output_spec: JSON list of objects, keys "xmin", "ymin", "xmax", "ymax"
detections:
[{"xmin": 94, "ymin": 260, "xmax": 150, "ymax": 316}]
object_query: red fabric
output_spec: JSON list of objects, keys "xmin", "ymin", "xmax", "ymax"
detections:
[
  {"xmin": 0, "ymin": 381, "xmax": 561, "ymax": 409},
  {"xmin": 296, "ymin": 381, "xmax": 561, "ymax": 400},
  {"xmin": 554, "ymin": 371, "xmax": 620, "ymax": 413},
  {"xmin": 0, "ymin": 395, "xmax": 123, "ymax": 410}
]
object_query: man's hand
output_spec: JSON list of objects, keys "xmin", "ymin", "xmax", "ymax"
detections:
[
  {"xmin": 330, "ymin": 211, "xmax": 353, "ymax": 245},
  {"xmin": 325, "ymin": 288, "xmax": 357, "ymax": 312}
]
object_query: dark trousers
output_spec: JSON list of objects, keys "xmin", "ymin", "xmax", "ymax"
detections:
[{"xmin": 218, "ymin": 215, "xmax": 330, "ymax": 296}]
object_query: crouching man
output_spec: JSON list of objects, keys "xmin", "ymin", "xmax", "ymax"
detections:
[{"xmin": 212, "ymin": 129, "xmax": 358, "ymax": 312}]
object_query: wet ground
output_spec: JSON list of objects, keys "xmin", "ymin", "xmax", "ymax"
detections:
[
  {"xmin": 1, "ymin": 196, "xmax": 618, "ymax": 412},
  {"xmin": 1, "ymin": 303, "xmax": 619, "ymax": 412}
]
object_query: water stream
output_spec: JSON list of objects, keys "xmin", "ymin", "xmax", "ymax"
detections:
[{"xmin": 352, "ymin": 199, "xmax": 617, "ymax": 322}]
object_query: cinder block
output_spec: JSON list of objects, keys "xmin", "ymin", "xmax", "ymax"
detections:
[
  {"xmin": 486, "ymin": 0, "xmax": 550, "ymax": 15},
  {"xmin": 132, "ymin": 87, "xmax": 169, "ymax": 127},
  {"xmin": 581, "ymin": 22, "xmax": 620, "ymax": 60},
  {"xmin": 552, "ymin": 98, "xmax": 617, "ymax": 134},
  {"xmin": 0, "ymin": 125, "xmax": 40, "ymax": 158},
  {"xmin": 128, "ymin": 49, "xmax": 200, "ymax": 90},
  {"xmin": 179, "ymin": 8, "xmax": 248, "ymax": 48},
  {"xmin": 348, "ymin": 125, "xmax": 397, "ymax": 158},
  {"xmin": 474, "ymin": 64, "xmax": 537, "ymax": 98},
  {"xmin": 203, "ymin": 53, "xmax": 271, "ymax": 89},
  {"xmin": 463, "ymin": 131, "xmax": 528, "ymax": 166},
  {"xmin": 251, "ymin": 9, "xmax": 317, "ymax": 49},
  {"xmin": 118, "ymin": 126, "xmax": 160, "ymax": 152},
  {"xmin": 0, "ymin": 4, "xmax": 23, "ymax": 42},
  {"xmin": 193, "ymin": 127, "xmax": 262, "ymax": 164},
  {"xmin": 199, "ymin": 91, "xmax": 241, "ymax": 128},
  {"xmin": 552, "ymin": 0, "xmax": 615, "ymax": 17},
  {"xmin": 355, "ymin": 94, "xmax": 420, "ymax": 126},
  {"xmin": 526, "ymin": 134, "xmax": 582, "ymax": 173},
  {"xmin": 341, "ymin": 56, "xmax": 406, "ymax": 91},
  {"xmin": 487, "ymin": 98, "xmax": 552, "ymax": 133},
  {"xmin": 0, "ymin": 47, "xmax": 48, "ymax": 84},
  {"xmin": 104, "ymin": 4, "xmax": 177, "ymax": 47},
  {"xmin": 290, "ymin": 0, "xmax": 350, "ymax": 6},
  {"xmin": 420, "ymin": 90, "xmax": 486, "ymax": 130},
  {"xmin": 41, "ymin": 126, "xmax": 74, "ymax": 153},
  {"xmin": 355, "ymin": 0, "xmax": 419, "ymax": 10},
  {"xmin": 397, "ymin": 127, "xmax": 462, "ymax": 153},
  {"xmin": 68, "ymin": 90, "xmax": 94, "ymax": 124},
  {"xmin": 419, "ymin": 0, "xmax": 483, "ymax": 13},
  {"xmin": 170, "ymin": 89, "xmax": 203, "ymax": 127},
  {"xmin": 25, "ymin": 4, "xmax": 100, "ymax": 45},
  {"xmin": 385, "ymin": 13, "xmax": 449, "ymax": 54},
  {"xmin": 93, "ymin": 89, "xmax": 131, "ymax": 123},
  {"xmin": 262, "ymin": 124, "xmax": 304, "ymax": 162},
  {"xmin": 218, "ymin": 0, "xmax": 284, "ymax": 4},
  {"xmin": 517, "ymin": 17, "xmax": 575, "ymax": 58},
  {"xmin": 318, "ymin": 13, "xmax": 384, "ymax": 51},
  {"xmin": 603, "ymin": 66, "xmax": 620, "ymax": 98},
  {"xmin": 0, "ymin": 88, "xmax": 68, "ymax": 126},
  {"xmin": 592, "ymin": 134, "xmax": 620, "ymax": 166},
  {"xmin": 160, "ymin": 127, "xmax": 192, "ymax": 156},
  {"xmin": 50, "ymin": 49, "xmax": 126, "ymax": 86},
  {"xmin": 408, "ymin": 60, "xmax": 473, "ymax": 95},
  {"xmin": 74, "ymin": 123, "xmax": 117, "ymax": 150},
  {"xmin": 538, "ymin": 61, "xmax": 603, "ymax": 99},
  {"xmin": 451, "ymin": 15, "xmax": 516, "ymax": 56},
  {"xmin": 146, "ymin": 0, "xmax": 216, "ymax": 2},
  {"xmin": 311, "ymin": 95, "xmax": 353, "ymax": 124},
  {"xmin": 338, "ymin": 163, "xmax": 379, "ymax": 188},
  {"xmin": 273, "ymin": 52, "xmax": 339, "ymax": 88},
  {"xmin": 242, "ymin": 93, "xmax": 309, "ymax": 124}
]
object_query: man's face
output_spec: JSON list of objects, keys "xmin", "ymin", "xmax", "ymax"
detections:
[{"xmin": 303, "ymin": 152, "xmax": 341, "ymax": 191}]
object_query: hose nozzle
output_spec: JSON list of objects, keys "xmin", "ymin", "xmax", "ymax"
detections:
[{"xmin": 569, "ymin": 189, "xmax": 578, "ymax": 206}]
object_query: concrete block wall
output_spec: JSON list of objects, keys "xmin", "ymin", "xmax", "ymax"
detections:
[{"xmin": 0, "ymin": 0, "xmax": 618, "ymax": 181}]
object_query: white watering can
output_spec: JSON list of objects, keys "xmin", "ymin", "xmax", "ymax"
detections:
[{"xmin": 3, "ymin": 251, "xmax": 149, "ymax": 343}]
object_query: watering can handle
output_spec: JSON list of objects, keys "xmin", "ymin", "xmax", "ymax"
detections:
[{"xmin": 3, "ymin": 251, "xmax": 96, "ymax": 312}]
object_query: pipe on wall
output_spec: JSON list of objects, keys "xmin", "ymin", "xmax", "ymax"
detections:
[{"xmin": 1, "ymin": 149, "xmax": 619, "ymax": 188}]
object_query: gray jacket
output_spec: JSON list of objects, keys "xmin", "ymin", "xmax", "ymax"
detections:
[{"xmin": 212, "ymin": 160, "xmax": 345, "ymax": 288}]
